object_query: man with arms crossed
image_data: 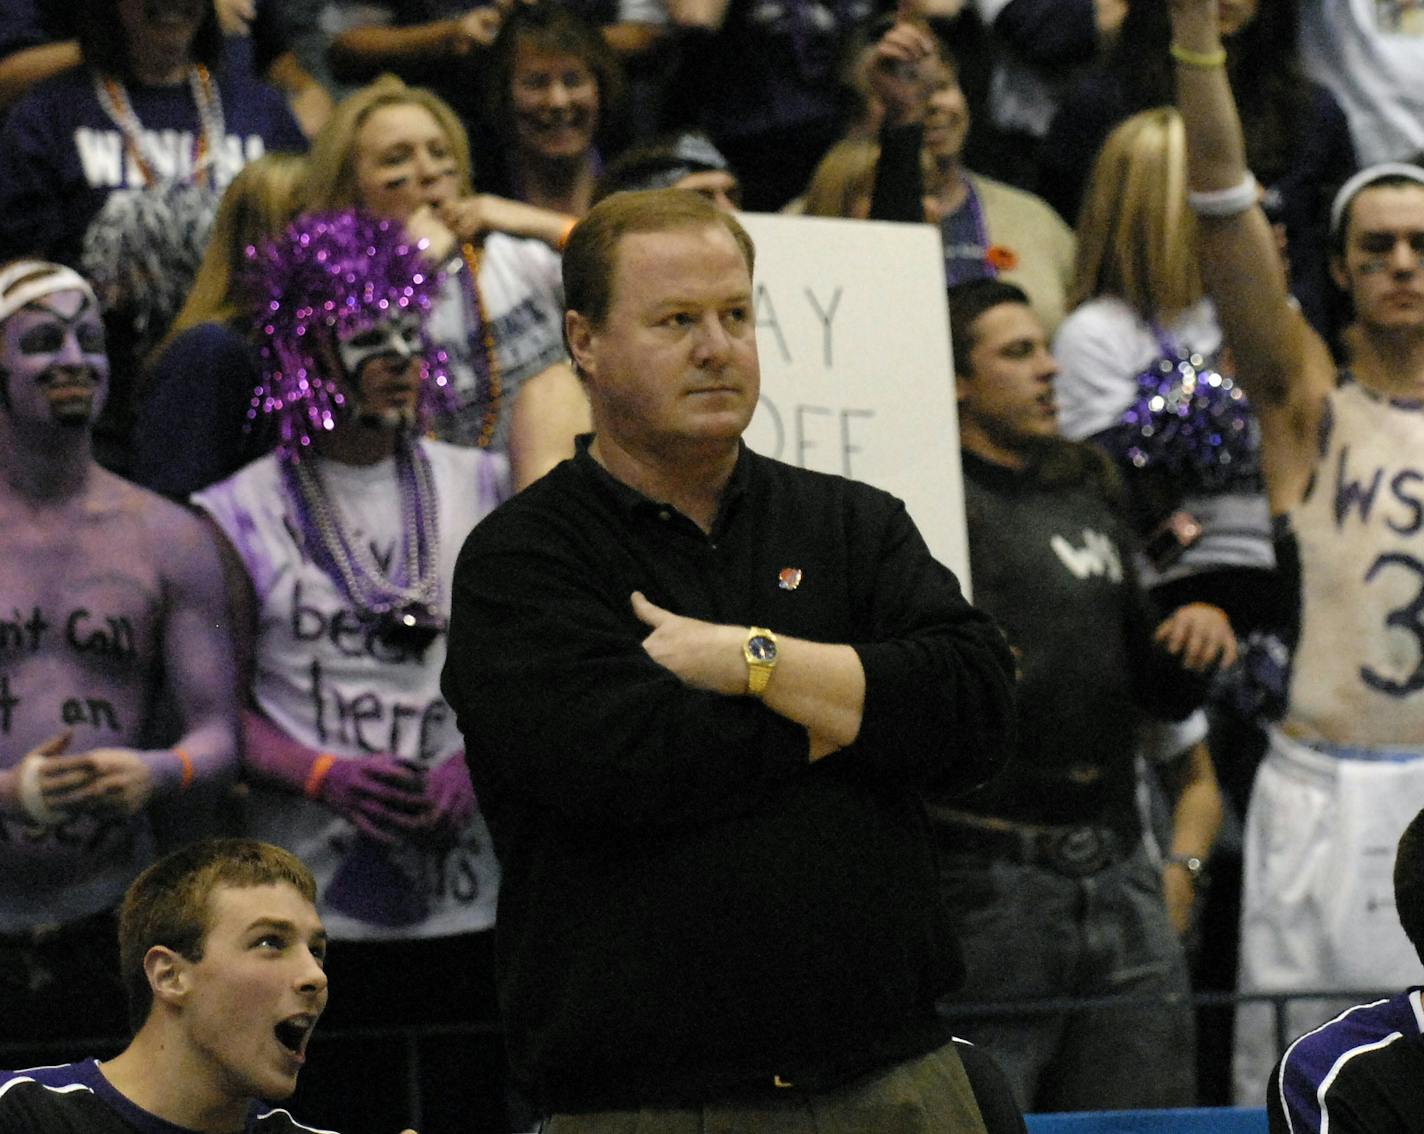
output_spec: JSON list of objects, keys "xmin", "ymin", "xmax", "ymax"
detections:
[
  {"xmin": 0, "ymin": 260, "xmax": 238, "ymax": 1046},
  {"xmin": 441, "ymin": 189, "xmax": 1020, "ymax": 1131},
  {"xmin": 1168, "ymin": 0, "xmax": 1424, "ymax": 1100},
  {"xmin": 0, "ymin": 837, "xmax": 415, "ymax": 1133}
]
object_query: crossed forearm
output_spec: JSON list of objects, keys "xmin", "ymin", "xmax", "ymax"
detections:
[{"xmin": 631, "ymin": 592, "xmax": 865, "ymax": 759}]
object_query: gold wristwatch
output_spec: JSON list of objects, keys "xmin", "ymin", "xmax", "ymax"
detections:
[{"xmin": 743, "ymin": 627, "xmax": 779, "ymax": 697}]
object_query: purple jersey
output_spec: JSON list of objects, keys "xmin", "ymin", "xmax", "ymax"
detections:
[
  {"xmin": 0, "ymin": 1060, "xmax": 336, "ymax": 1134},
  {"xmin": 1269, "ymin": 988, "xmax": 1424, "ymax": 1133}
]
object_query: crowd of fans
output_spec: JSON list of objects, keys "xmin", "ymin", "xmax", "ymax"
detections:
[{"xmin": 2, "ymin": 0, "xmax": 1422, "ymax": 1129}]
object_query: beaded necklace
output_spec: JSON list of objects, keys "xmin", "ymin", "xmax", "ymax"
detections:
[
  {"xmin": 458, "ymin": 242, "xmax": 503, "ymax": 448},
  {"xmin": 284, "ymin": 438, "xmax": 446, "ymax": 648},
  {"xmin": 94, "ymin": 64, "xmax": 224, "ymax": 188}
]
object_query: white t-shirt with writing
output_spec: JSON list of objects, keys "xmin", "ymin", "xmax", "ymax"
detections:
[
  {"xmin": 428, "ymin": 232, "xmax": 568, "ymax": 462},
  {"xmin": 195, "ymin": 440, "xmax": 507, "ymax": 941}
]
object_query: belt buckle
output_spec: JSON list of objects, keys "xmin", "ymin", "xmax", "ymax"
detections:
[{"xmin": 1043, "ymin": 826, "xmax": 1112, "ymax": 877}]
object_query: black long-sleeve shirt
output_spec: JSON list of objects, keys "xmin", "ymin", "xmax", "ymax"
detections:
[
  {"xmin": 442, "ymin": 437, "xmax": 1016, "ymax": 1112},
  {"xmin": 955, "ymin": 447, "xmax": 1208, "ymax": 836}
]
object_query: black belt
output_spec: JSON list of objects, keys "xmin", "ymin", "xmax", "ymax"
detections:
[{"xmin": 934, "ymin": 815, "xmax": 1129, "ymax": 878}]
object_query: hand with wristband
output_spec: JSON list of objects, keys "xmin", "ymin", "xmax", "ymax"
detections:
[
  {"xmin": 3, "ymin": 731, "xmax": 197, "ymax": 823},
  {"xmin": 244, "ymin": 709, "xmax": 431, "ymax": 845},
  {"xmin": 304, "ymin": 754, "xmax": 430, "ymax": 846}
]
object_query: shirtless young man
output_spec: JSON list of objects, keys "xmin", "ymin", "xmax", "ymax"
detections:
[
  {"xmin": 0, "ymin": 260, "xmax": 238, "ymax": 1043},
  {"xmin": 1168, "ymin": 0, "xmax": 1424, "ymax": 1100}
]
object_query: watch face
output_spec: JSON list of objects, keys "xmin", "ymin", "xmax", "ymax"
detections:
[{"xmin": 747, "ymin": 635, "xmax": 777, "ymax": 662}]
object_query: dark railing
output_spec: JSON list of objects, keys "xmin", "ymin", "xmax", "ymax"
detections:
[
  {"xmin": 0, "ymin": 988, "xmax": 1395, "ymax": 1129},
  {"xmin": 944, "ymin": 987, "xmax": 1392, "ymax": 1056}
]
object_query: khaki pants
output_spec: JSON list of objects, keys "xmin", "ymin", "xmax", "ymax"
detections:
[{"xmin": 541, "ymin": 1041, "xmax": 989, "ymax": 1134}]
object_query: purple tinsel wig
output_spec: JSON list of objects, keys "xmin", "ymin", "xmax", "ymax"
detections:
[{"xmin": 246, "ymin": 209, "xmax": 452, "ymax": 460}]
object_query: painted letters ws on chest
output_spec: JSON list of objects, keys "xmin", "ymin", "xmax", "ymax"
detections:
[
  {"xmin": 1333, "ymin": 443, "xmax": 1424, "ymax": 536},
  {"xmin": 1331, "ymin": 443, "xmax": 1424, "ymax": 697},
  {"xmin": 1050, "ymin": 529, "xmax": 1124, "ymax": 583}
]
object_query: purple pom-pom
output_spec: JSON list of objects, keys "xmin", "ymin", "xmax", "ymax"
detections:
[{"xmin": 1108, "ymin": 352, "xmax": 1260, "ymax": 491}]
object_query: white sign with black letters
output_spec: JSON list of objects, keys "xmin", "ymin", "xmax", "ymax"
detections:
[{"xmin": 737, "ymin": 212, "xmax": 970, "ymax": 589}]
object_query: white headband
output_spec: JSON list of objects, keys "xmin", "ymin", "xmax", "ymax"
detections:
[
  {"xmin": 1329, "ymin": 162, "xmax": 1424, "ymax": 237},
  {"xmin": 0, "ymin": 261, "xmax": 99, "ymax": 324}
]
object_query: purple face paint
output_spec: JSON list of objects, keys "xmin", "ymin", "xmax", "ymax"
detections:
[{"xmin": 1, "ymin": 289, "xmax": 110, "ymax": 428}]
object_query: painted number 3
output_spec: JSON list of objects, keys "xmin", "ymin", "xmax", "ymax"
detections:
[{"xmin": 1363, "ymin": 552, "xmax": 1424, "ymax": 697}]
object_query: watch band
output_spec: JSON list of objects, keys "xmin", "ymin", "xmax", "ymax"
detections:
[
  {"xmin": 743, "ymin": 626, "xmax": 778, "ymax": 697},
  {"xmin": 1167, "ymin": 853, "xmax": 1207, "ymax": 885}
]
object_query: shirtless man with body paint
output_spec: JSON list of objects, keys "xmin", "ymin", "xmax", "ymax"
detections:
[{"xmin": 0, "ymin": 259, "xmax": 238, "ymax": 1046}]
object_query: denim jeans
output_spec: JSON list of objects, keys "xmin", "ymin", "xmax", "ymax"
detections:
[{"xmin": 936, "ymin": 841, "xmax": 1196, "ymax": 1111}]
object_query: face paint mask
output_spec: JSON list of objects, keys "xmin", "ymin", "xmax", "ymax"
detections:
[
  {"xmin": 0, "ymin": 290, "xmax": 110, "ymax": 429},
  {"xmin": 337, "ymin": 315, "xmax": 423, "ymax": 382},
  {"xmin": 335, "ymin": 314, "xmax": 425, "ymax": 431}
]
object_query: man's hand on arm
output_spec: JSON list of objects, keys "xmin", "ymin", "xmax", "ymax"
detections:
[
  {"xmin": 1169, "ymin": 0, "xmax": 1333, "ymax": 510},
  {"xmin": 631, "ymin": 592, "xmax": 865, "ymax": 760}
]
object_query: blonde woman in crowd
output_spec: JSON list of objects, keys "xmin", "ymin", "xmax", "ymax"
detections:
[
  {"xmin": 1052, "ymin": 107, "xmax": 1278, "ymax": 633},
  {"xmin": 305, "ymin": 75, "xmax": 588, "ymax": 491},
  {"xmin": 799, "ymin": 139, "xmax": 882, "ymax": 220}
]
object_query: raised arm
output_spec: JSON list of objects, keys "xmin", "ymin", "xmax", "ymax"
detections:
[
  {"xmin": 328, "ymin": 11, "xmax": 499, "ymax": 81},
  {"xmin": 866, "ymin": 19, "xmax": 939, "ymax": 223},
  {"xmin": 973, "ymin": 0, "xmax": 1120, "ymax": 65},
  {"xmin": 1169, "ymin": 0, "xmax": 1335, "ymax": 512},
  {"xmin": 0, "ymin": 41, "xmax": 80, "ymax": 112}
]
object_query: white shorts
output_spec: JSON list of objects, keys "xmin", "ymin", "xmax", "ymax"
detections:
[{"xmin": 1232, "ymin": 726, "xmax": 1424, "ymax": 1104}]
